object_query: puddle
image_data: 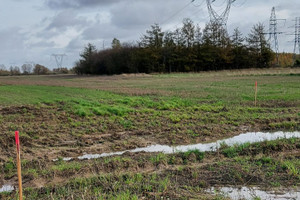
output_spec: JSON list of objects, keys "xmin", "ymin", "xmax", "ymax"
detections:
[
  {"xmin": 207, "ymin": 186, "xmax": 300, "ymax": 200},
  {"xmin": 0, "ymin": 185, "xmax": 14, "ymax": 193},
  {"xmin": 76, "ymin": 131, "xmax": 300, "ymax": 160},
  {"xmin": 53, "ymin": 157, "xmax": 73, "ymax": 162}
]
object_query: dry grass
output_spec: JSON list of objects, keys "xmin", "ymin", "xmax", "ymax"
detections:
[{"xmin": 0, "ymin": 67, "xmax": 299, "ymax": 98}]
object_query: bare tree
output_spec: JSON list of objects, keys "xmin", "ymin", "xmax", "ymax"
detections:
[
  {"xmin": 0, "ymin": 64, "xmax": 6, "ymax": 71},
  {"xmin": 9, "ymin": 66, "xmax": 21, "ymax": 75},
  {"xmin": 33, "ymin": 64, "xmax": 49, "ymax": 75},
  {"xmin": 21, "ymin": 63, "xmax": 33, "ymax": 74}
]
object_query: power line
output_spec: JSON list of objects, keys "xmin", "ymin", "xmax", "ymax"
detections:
[
  {"xmin": 160, "ymin": 1, "xmax": 194, "ymax": 26},
  {"xmin": 206, "ymin": 0, "xmax": 237, "ymax": 29},
  {"xmin": 211, "ymin": 0, "xmax": 227, "ymax": 7},
  {"xmin": 192, "ymin": 0, "xmax": 206, "ymax": 7},
  {"xmin": 232, "ymin": 0, "xmax": 246, "ymax": 8},
  {"xmin": 285, "ymin": 17, "xmax": 300, "ymax": 63}
]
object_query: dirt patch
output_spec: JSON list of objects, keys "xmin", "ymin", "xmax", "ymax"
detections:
[
  {"xmin": 1, "ymin": 139, "xmax": 299, "ymax": 199},
  {"xmin": 0, "ymin": 102, "xmax": 299, "ymax": 165},
  {"xmin": 243, "ymin": 100, "xmax": 300, "ymax": 108}
]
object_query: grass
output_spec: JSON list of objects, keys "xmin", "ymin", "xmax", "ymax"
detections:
[
  {"xmin": 0, "ymin": 70, "xmax": 299, "ymax": 199},
  {"xmin": 51, "ymin": 162, "xmax": 82, "ymax": 172},
  {"xmin": 221, "ymin": 143, "xmax": 251, "ymax": 158},
  {"xmin": 281, "ymin": 160, "xmax": 300, "ymax": 179},
  {"xmin": 0, "ymin": 80, "xmax": 298, "ymax": 145},
  {"xmin": 1, "ymin": 138, "xmax": 299, "ymax": 199}
]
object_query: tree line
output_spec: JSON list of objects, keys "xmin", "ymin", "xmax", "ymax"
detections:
[
  {"xmin": 74, "ymin": 19, "xmax": 297, "ymax": 75},
  {"xmin": 0, "ymin": 63, "xmax": 69, "ymax": 76}
]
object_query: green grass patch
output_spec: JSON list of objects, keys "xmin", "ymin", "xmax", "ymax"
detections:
[{"xmin": 52, "ymin": 161, "xmax": 82, "ymax": 171}]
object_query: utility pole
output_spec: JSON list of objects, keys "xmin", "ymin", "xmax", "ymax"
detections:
[
  {"xmin": 51, "ymin": 54, "xmax": 66, "ymax": 69},
  {"xmin": 102, "ymin": 40, "xmax": 106, "ymax": 50},
  {"xmin": 266, "ymin": 7, "xmax": 285, "ymax": 65},
  {"xmin": 206, "ymin": 0, "xmax": 236, "ymax": 29}
]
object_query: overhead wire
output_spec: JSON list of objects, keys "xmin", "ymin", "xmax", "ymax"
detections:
[
  {"xmin": 160, "ymin": 1, "xmax": 195, "ymax": 26},
  {"xmin": 212, "ymin": 0, "xmax": 227, "ymax": 7},
  {"xmin": 192, "ymin": 0, "xmax": 206, "ymax": 7},
  {"xmin": 232, "ymin": 0, "xmax": 247, "ymax": 8},
  {"xmin": 164, "ymin": 0, "xmax": 208, "ymax": 31},
  {"xmin": 145, "ymin": 0, "xmax": 244, "ymax": 39},
  {"xmin": 164, "ymin": 0, "xmax": 230, "ymax": 32},
  {"xmin": 138, "ymin": 1, "xmax": 194, "ymax": 42}
]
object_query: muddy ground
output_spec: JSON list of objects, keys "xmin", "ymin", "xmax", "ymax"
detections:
[
  {"xmin": 1, "ymin": 137, "xmax": 299, "ymax": 199},
  {"xmin": 0, "ymin": 104, "xmax": 299, "ymax": 199},
  {"xmin": 0, "ymin": 70, "xmax": 299, "ymax": 199},
  {"xmin": 0, "ymin": 102, "xmax": 298, "ymax": 164}
]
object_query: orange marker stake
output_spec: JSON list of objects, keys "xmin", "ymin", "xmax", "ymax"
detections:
[
  {"xmin": 15, "ymin": 131, "xmax": 23, "ymax": 200},
  {"xmin": 254, "ymin": 81, "xmax": 258, "ymax": 107}
]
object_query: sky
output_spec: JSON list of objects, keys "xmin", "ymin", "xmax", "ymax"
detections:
[{"xmin": 0, "ymin": 0, "xmax": 299, "ymax": 69}]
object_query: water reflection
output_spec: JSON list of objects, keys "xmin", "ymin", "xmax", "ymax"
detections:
[
  {"xmin": 0, "ymin": 185, "xmax": 14, "ymax": 193},
  {"xmin": 206, "ymin": 186, "xmax": 300, "ymax": 200},
  {"xmin": 78, "ymin": 131, "xmax": 300, "ymax": 160}
]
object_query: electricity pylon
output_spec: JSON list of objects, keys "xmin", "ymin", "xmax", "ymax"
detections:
[
  {"xmin": 267, "ymin": 7, "xmax": 285, "ymax": 65},
  {"xmin": 51, "ymin": 54, "xmax": 66, "ymax": 69},
  {"xmin": 206, "ymin": 0, "xmax": 236, "ymax": 28},
  {"xmin": 293, "ymin": 17, "xmax": 300, "ymax": 61}
]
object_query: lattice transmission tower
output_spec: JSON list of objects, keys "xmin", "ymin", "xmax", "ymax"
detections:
[
  {"xmin": 51, "ymin": 54, "xmax": 67, "ymax": 69},
  {"xmin": 293, "ymin": 17, "xmax": 300, "ymax": 59},
  {"xmin": 267, "ymin": 7, "xmax": 285, "ymax": 64},
  {"xmin": 206, "ymin": 0, "xmax": 236, "ymax": 28}
]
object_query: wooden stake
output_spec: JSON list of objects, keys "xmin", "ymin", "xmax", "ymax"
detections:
[
  {"xmin": 15, "ymin": 131, "xmax": 23, "ymax": 200},
  {"xmin": 254, "ymin": 81, "xmax": 258, "ymax": 107}
]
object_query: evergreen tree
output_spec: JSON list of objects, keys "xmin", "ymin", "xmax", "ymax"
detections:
[
  {"xmin": 140, "ymin": 24, "xmax": 164, "ymax": 49},
  {"xmin": 181, "ymin": 18, "xmax": 195, "ymax": 48},
  {"xmin": 231, "ymin": 28, "xmax": 248, "ymax": 69},
  {"xmin": 79, "ymin": 43, "xmax": 97, "ymax": 74},
  {"xmin": 112, "ymin": 38, "xmax": 121, "ymax": 49},
  {"xmin": 247, "ymin": 23, "xmax": 274, "ymax": 68}
]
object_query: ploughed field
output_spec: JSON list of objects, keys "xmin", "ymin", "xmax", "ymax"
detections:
[{"xmin": 0, "ymin": 68, "xmax": 300, "ymax": 199}]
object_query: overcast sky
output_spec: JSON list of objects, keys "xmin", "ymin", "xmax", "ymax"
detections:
[{"xmin": 0, "ymin": 0, "xmax": 299, "ymax": 69}]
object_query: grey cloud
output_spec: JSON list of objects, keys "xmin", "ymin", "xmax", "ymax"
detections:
[
  {"xmin": 82, "ymin": 22, "xmax": 135, "ymax": 41},
  {"xmin": 66, "ymin": 37, "xmax": 86, "ymax": 51},
  {"xmin": 45, "ymin": 0, "xmax": 121, "ymax": 9},
  {"xmin": 0, "ymin": 27, "xmax": 27, "ymax": 50},
  {"xmin": 29, "ymin": 40, "xmax": 56, "ymax": 48},
  {"xmin": 110, "ymin": 1, "xmax": 187, "ymax": 29},
  {"xmin": 0, "ymin": 27, "xmax": 32, "ymax": 65},
  {"xmin": 2, "ymin": 0, "xmax": 300, "ymax": 69},
  {"xmin": 46, "ymin": 10, "xmax": 90, "ymax": 31}
]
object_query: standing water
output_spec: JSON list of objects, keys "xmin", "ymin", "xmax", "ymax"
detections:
[
  {"xmin": 77, "ymin": 131, "xmax": 300, "ymax": 160},
  {"xmin": 0, "ymin": 185, "xmax": 14, "ymax": 193},
  {"xmin": 206, "ymin": 186, "xmax": 300, "ymax": 200}
]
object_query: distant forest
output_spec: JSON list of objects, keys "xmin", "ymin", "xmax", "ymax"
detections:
[{"xmin": 74, "ymin": 19, "xmax": 298, "ymax": 75}]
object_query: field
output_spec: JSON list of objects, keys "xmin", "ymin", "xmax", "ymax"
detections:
[{"xmin": 0, "ymin": 68, "xmax": 300, "ymax": 199}]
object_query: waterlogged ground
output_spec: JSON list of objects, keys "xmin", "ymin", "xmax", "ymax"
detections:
[
  {"xmin": 1, "ymin": 138, "xmax": 300, "ymax": 199},
  {"xmin": 0, "ymin": 68, "xmax": 300, "ymax": 199}
]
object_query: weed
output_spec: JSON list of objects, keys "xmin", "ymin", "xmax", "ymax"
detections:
[
  {"xmin": 150, "ymin": 153, "xmax": 167, "ymax": 165},
  {"xmin": 221, "ymin": 143, "xmax": 250, "ymax": 158},
  {"xmin": 74, "ymin": 107, "xmax": 89, "ymax": 117},
  {"xmin": 270, "ymin": 181, "xmax": 281, "ymax": 187},
  {"xmin": 180, "ymin": 149, "xmax": 205, "ymax": 164},
  {"xmin": 4, "ymin": 158, "xmax": 15, "ymax": 174},
  {"xmin": 281, "ymin": 161, "xmax": 300, "ymax": 179},
  {"xmin": 259, "ymin": 157, "xmax": 273, "ymax": 164},
  {"xmin": 119, "ymin": 119, "xmax": 133, "ymax": 129},
  {"xmin": 52, "ymin": 162, "xmax": 81, "ymax": 171}
]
